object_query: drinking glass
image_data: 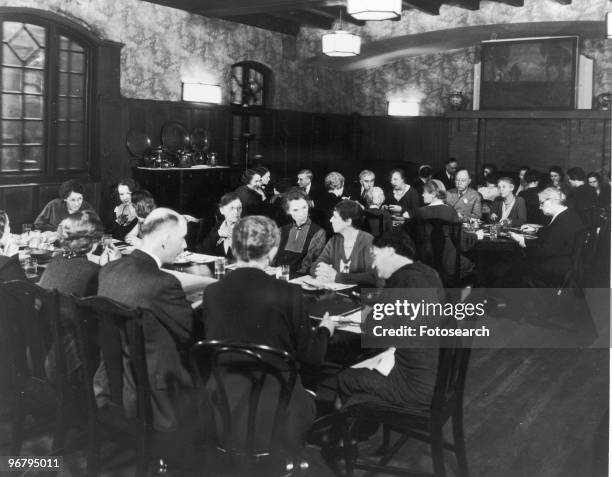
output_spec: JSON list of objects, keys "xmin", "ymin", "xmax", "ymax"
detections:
[
  {"xmin": 214, "ymin": 258, "xmax": 226, "ymax": 279},
  {"xmin": 102, "ymin": 234, "xmax": 113, "ymax": 248},
  {"xmin": 278, "ymin": 265, "xmax": 290, "ymax": 281},
  {"xmin": 490, "ymin": 224, "xmax": 499, "ymax": 240},
  {"xmin": 23, "ymin": 257, "xmax": 38, "ymax": 279}
]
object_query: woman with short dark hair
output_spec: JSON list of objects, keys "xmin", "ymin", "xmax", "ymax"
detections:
[
  {"xmin": 196, "ymin": 192, "xmax": 242, "ymax": 259},
  {"xmin": 124, "ymin": 190, "xmax": 157, "ymax": 247},
  {"xmin": 0, "ymin": 209, "xmax": 26, "ymax": 281},
  {"xmin": 112, "ymin": 178, "xmax": 139, "ymax": 240},
  {"xmin": 234, "ymin": 169, "xmax": 264, "ymax": 216},
  {"xmin": 311, "ymin": 200, "xmax": 377, "ymax": 286},
  {"xmin": 385, "ymin": 168, "xmax": 420, "ymax": 218},
  {"xmin": 34, "ymin": 179, "xmax": 95, "ymax": 231},
  {"xmin": 203, "ymin": 215, "xmax": 336, "ymax": 450}
]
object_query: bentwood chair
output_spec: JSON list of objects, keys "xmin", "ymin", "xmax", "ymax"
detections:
[
  {"xmin": 190, "ymin": 340, "xmax": 306, "ymax": 476},
  {"xmin": 338, "ymin": 333, "xmax": 472, "ymax": 477},
  {"xmin": 0, "ymin": 280, "xmax": 72, "ymax": 456},
  {"xmin": 73, "ymin": 296, "xmax": 154, "ymax": 477}
]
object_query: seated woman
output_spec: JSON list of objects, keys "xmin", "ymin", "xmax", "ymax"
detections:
[
  {"xmin": 272, "ymin": 188, "xmax": 326, "ymax": 276},
  {"xmin": 111, "ymin": 178, "xmax": 139, "ymax": 240},
  {"xmin": 0, "ymin": 209, "xmax": 26, "ymax": 281},
  {"xmin": 203, "ymin": 215, "xmax": 336, "ymax": 449},
  {"xmin": 196, "ymin": 192, "xmax": 242, "ymax": 259},
  {"xmin": 385, "ymin": 168, "xmax": 420, "ymax": 219},
  {"xmin": 337, "ymin": 230, "xmax": 444, "ymax": 412},
  {"xmin": 477, "ymin": 172, "xmax": 500, "ymax": 202},
  {"xmin": 363, "ymin": 187, "xmax": 393, "ymax": 237},
  {"xmin": 315, "ymin": 171, "xmax": 347, "ymax": 237},
  {"xmin": 489, "ymin": 176, "xmax": 527, "ymax": 226},
  {"xmin": 413, "ymin": 180, "xmax": 473, "ymax": 282},
  {"xmin": 235, "ymin": 169, "xmax": 264, "ymax": 216},
  {"xmin": 253, "ymin": 166, "xmax": 273, "ymax": 201},
  {"xmin": 587, "ymin": 171, "xmax": 611, "ymax": 219},
  {"xmin": 34, "ymin": 179, "xmax": 95, "ymax": 231},
  {"xmin": 124, "ymin": 190, "xmax": 156, "ymax": 248},
  {"xmin": 548, "ymin": 165, "xmax": 569, "ymax": 195},
  {"xmin": 311, "ymin": 200, "xmax": 377, "ymax": 286},
  {"xmin": 39, "ymin": 211, "xmax": 119, "ymax": 296}
]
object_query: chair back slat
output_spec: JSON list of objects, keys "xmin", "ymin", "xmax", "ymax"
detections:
[
  {"xmin": 431, "ymin": 333, "xmax": 471, "ymax": 420},
  {"xmin": 190, "ymin": 340, "xmax": 298, "ymax": 461},
  {"xmin": 0, "ymin": 280, "xmax": 64, "ymax": 386},
  {"xmin": 74, "ymin": 296, "xmax": 153, "ymax": 427}
]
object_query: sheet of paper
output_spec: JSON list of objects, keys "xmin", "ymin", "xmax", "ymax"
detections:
[
  {"xmin": 351, "ymin": 348, "xmax": 396, "ymax": 376},
  {"xmin": 289, "ymin": 275, "xmax": 355, "ymax": 291},
  {"xmin": 164, "ymin": 269, "xmax": 217, "ymax": 295}
]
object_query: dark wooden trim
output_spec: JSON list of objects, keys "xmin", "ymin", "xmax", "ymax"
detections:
[{"xmin": 445, "ymin": 110, "xmax": 611, "ymax": 120}]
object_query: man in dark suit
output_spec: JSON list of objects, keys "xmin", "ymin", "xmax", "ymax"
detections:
[
  {"xmin": 95, "ymin": 208, "xmax": 195, "ymax": 433},
  {"xmin": 445, "ymin": 168, "xmax": 482, "ymax": 220},
  {"xmin": 350, "ymin": 169, "xmax": 375, "ymax": 208},
  {"xmin": 566, "ymin": 167, "xmax": 598, "ymax": 228},
  {"xmin": 434, "ymin": 158, "xmax": 458, "ymax": 191},
  {"xmin": 510, "ymin": 187, "xmax": 585, "ymax": 285},
  {"xmin": 297, "ymin": 169, "xmax": 322, "ymax": 207}
]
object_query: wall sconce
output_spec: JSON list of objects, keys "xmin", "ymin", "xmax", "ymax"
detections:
[
  {"xmin": 388, "ymin": 100, "xmax": 419, "ymax": 116},
  {"xmin": 607, "ymin": 12, "xmax": 612, "ymax": 39},
  {"xmin": 182, "ymin": 82, "xmax": 222, "ymax": 104}
]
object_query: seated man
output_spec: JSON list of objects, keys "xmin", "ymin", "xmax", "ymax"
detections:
[
  {"xmin": 445, "ymin": 168, "xmax": 482, "ymax": 221},
  {"xmin": 94, "ymin": 208, "xmax": 195, "ymax": 432},
  {"xmin": 352, "ymin": 169, "xmax": 376, "ymax": 208},
  {"xmin": 509, "ymin": 187, "xmax": 584, "ymax": 285}
]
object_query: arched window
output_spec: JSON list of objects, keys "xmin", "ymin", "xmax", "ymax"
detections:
[
  {"xmin": 0, "ymin": 10, "xmax": 95, "ymax": 180},
  {"xmin": 230, "ymin": 61, "xmax": 272, "ymax": 108}
]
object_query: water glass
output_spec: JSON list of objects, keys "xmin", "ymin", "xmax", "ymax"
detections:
[
  {"xmin": 490, "ymin": 224, "xmax": 499, "ymax": 240},
  {"xmin": 102, "ymin": 233, "xmax": 113, "ymax": 248},
  {"xmin": 22, "ymin": 257, "xmax": 38, "ymax": 279},
  {"xmin": 278, "ymin": 265, "xmax": 290, "ymax": 281},
  {"xmin": 214, "ymin": 258, "xmax": 226, "ymax": 279}
]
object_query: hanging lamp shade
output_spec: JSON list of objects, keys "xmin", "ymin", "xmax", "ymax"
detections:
[
  {"xmin": 607, "ymin": 12, "xmax": 612, "ymax": 39},
  {"xmin": 347, "ymin": 0, "xmax": 402, "ymax": 21},
  {"xmin": 322, "ymin": 30, "xmax": 361, "ymax": 57}
]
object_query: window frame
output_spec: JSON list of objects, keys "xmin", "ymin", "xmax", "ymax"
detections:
[{"xmin": 0, "ymin": 8, "xmax": 97, "ymax": 185}]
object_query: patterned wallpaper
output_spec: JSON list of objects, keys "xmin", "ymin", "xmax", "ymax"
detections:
[
  {"xmin": 0, "ymin": 0, "xmax": 609, "ymax": 116},
  {"xmin": 0, "ymin": 0, "xmax": 354, "ymax": 113}
]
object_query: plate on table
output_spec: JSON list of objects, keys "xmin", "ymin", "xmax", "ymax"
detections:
[
  {"xmin": 173, "ymin": 252, "xmax": 193, "ymax": 266},
  {"xmin": 29, "ymin": 248, "xmax": 54, "ymax": 263}
]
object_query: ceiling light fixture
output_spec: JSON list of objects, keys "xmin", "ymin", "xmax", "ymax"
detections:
[
  {"xmin": 322, "ymin": 9, "xmax": 361, "ymax": 57},
  {"xmin": 607, "ymin": 12, "xmax": 612, "ymax": 39},
  {"xmin": 347, "ymin": 0, "xmax": 402, "ymax": 21}
]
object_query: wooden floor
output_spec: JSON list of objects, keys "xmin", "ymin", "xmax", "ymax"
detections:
[{"xmin": 1, "ymin": 346, "xmax": 607, "ymax": 477}]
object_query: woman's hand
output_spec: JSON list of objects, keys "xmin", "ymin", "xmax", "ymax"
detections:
[
  {"xmin": 182, "ymin": 214, "xmax": 199, "ymax": 223},
  {"xmin": 490, "ymin": 213, "xmax": 498, "ymax": 222},
  {"xmin": 388, "ymin": 205, "xmax": 401, "ymax": 214},
  {"xmin": 99, "ymin": 244, "xmax": 122, "ymax": 266},
  {"xmin": 315, "ymin": 263, "xmax": 337, "ymax": 283},
  {"xmin": 125, "ymin": 235, "xmax": 143, "ymax": 248}
]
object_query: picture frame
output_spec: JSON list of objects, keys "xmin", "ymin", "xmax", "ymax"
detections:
[{"xmin": 479, "ymin": 36, "xmax": 578, "ymax": 110}]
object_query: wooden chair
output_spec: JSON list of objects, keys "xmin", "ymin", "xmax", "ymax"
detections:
[
  {"xmin": 190, "ymin": 340, "xmax": 305, "ymax": 476},
  {"xmin": 73, "ymin": 296, "xmax": 154, "ymax": 477},
  {"xmin": 339, "ymin": 334, "xmax": 471, "ymax": 477},
  {"xmin": 0, "ymin": 280, "xmax": 71, "ymax": 456}
]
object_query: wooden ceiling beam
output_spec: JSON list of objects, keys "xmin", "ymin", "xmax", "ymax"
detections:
[
  {"xmin": 196, "ymin": 0, "xmax": 344, "ymax": 17},
  {"xmin": 268, "ymin": 10, "xmax": 333, "ymax": 29},
  {"xmin": 304, "ymin": 7, "xmax": 367, "ymax": 26},
  {"xmin": 402, "ymin": 0, "xmax": 442, "ymax": 15},
  {"xmin": 447, "ymin": 0, "xmax": 481, "ymax": 10},
  {"xmin": 491, "ymin": 0, "xmax": 524, "ymax": 6}
]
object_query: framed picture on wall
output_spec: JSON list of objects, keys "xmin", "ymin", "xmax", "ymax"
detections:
[{"xmin": 479, "ymin": 36, "xmax": 578, "ymax": 109}]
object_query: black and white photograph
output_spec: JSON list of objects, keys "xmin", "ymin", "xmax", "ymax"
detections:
[{"xmin": 0, "ymin": 0, "xmax": 610, "ymax": 476}]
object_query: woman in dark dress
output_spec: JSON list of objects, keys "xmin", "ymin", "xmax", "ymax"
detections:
[
  {"xmin": 337, "ymin": 230, "xmax": 444, "ymax": 412},
  {"xmin": 413, "ymin": 180, "xmax": 473, "ymax": 281},
  {"xmin": 0, "ymin": 209, "xmax": 26, "ymax": 282},
  {"xmin": 196, "ymin": 192, "xmax": 242, "ymax": 259},
  {"xmin": 111, "ymin": 178, "xmax": 139, "ymax": 240},
  {"xmin": 489, "ymin": 176, "xmax": 527, "ymax": 226},
  {"xmin": 234, "ymin": 169, "xmax": 264, "ymax": 216},
  {"xmin": 34, "ymin": 179, "xmax": 96, "ymax": 231},
  {"xmin": 385, "ymin": 168, "xmax": 420, "ymax": 219},
  {"xmin": 203, "ymin": 215, "xmax": 336, "ymax": 449}
]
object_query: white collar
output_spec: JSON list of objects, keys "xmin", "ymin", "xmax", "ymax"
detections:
[
  {"xmin": 140, "ymin": 248, "xmax": 162, "ymax": 268},
  {"xmin": 549, "ymin": 206, "xmax": 567, "ymax": 225}
]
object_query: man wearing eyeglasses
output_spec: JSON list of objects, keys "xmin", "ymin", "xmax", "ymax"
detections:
[
  {"xmin": 509, "ymin": 187, "xmax": 584, "ymax": 285},
  {"xmin": 445, "ymin": 168, "xmax": 482, "ymax": 220}
]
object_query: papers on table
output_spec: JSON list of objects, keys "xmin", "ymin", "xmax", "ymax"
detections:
[
  {"xmin": 164, "ymin": 268, "xmax": 217, "ymax": 295},
  {"xmin": 289, "ymin": 275, "xmax": 355, "ymax": 291},
  {"xmin": 174, "ymin": 252, "xmax": 219, "ymax": 264},
  {"xmin": 351, "ymin": 348, "xmax": 396, "ymax": 376}
]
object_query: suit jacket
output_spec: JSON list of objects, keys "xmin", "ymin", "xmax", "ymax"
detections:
[
  {"xmin": 445, "ymin": 188, "xmax": 482, "ymax": 220},
  {"xmin": 525, "ymin": 208, "xmax": 584, "ymax": 282},
  {"xmin": 518, "ymin": 187, "xmax": 545, "ymax": 225},
  {"xmin": 235, "ymin": 185, "xmax": 264, "ymax": 216},
  {"xmin": 39, "ymin": 255, "xmax": 99, "ymax": 296},
  {"xmin": 385, "ymin": 186, "xmax": 420, "ymax": 217},
  {"xmin": 490, "ymin": 196, "xmax": 527, "ymax": 226},
  {"xmin": 0, "ymin": 254, "xmax": 26, "ymax": 282},
  {"xmin": 433, "ymin": 170, "xmax": 455, "ymax": 191},
  {"xmin": 95, "ymin": 249, "xmax": 194, "ymax": 430}
]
